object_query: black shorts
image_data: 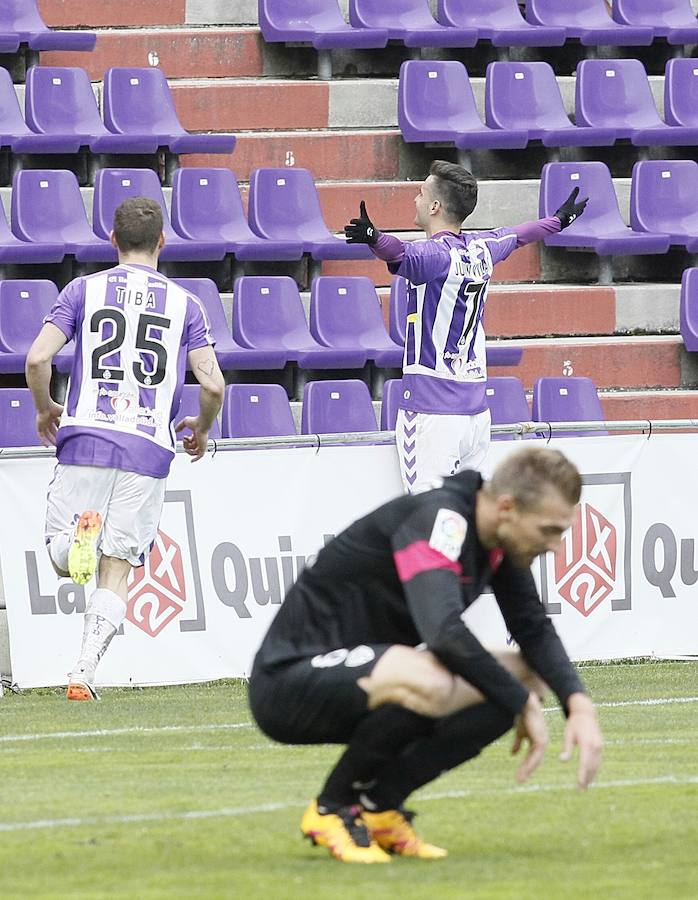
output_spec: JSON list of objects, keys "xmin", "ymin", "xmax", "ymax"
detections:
[{"xmin": 248, "ymin": 644, "xmax": 393, "ymax": 745}]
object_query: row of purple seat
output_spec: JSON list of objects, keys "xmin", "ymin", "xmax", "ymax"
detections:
[
  {"xmin": 0, "ymin": 166, "xmax": 371, "ymax": 265},
  {"xmin": 400, "ymin": 58, "xmax": 698, "ymax": 150},
  {"xmin": 0, "ymin": 66, "xmax": 234, "ymax": 158},
  {"xmin": 259, "ymin": 0, "xmax": 698, "ymax": 50},
  {"xmin": 0, "ymin": 375, "xmax": 607, "ymax": 447},
  {"xmin": 0, "ymin": 0, "xmax": 95, "ymax": 54}
]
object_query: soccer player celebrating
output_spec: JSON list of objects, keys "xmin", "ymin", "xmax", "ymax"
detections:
[
  {"xmin": 249, "ymin": 446, "xmax": 602, "ymax": 863},
  {"xmin": 345, "ymin": 161, "xmax": 587, "ymax": 493},
  {"xmin": 25, "ymin": 198, "xmax": 225, "ymax": 700}
]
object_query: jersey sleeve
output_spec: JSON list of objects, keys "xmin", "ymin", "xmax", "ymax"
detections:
[
  {"xmin": 184, "ymin": 294, "xmax": 215, "ymax": 351},
  {"xmin": 391, "ymin": 503, "xmax": 530, "ymax": 717},
  {"xmin": 43, "ymin": 278, "xmax": 85, "ymax": 341},
  {"xmin": 492, "ymin": 557, "xmax": 586, "ymax": 713},
  {"xmin": 394, "ymin": 239, "xmax": 453, "ymax": 286},
  {"xmin": 469, "ymin": 227, "xmax": 519, "ymax": 266}
]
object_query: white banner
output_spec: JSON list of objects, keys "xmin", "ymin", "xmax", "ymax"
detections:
[{"xmin": 1, "ymin": 434, "xmax": 697, "ymax": 688}]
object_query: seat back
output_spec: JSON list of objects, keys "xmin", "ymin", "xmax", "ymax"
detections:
[
  {"xmin": 0, "ymin": 67, "xmax": 31, "ymax": 135},
  {"xmin": 92, "ymin": 168, "xmax": 178, "ymax": 242},
  {"xmin": 11, "ymin": 169, "xmax": 93, "ymax": 243},
  {"xmin": 485, "ymin": 376, "xmax": 530, "ymax": 441},
  {"xmin": 350, "ymin": 0, "xmax": 439, "ymax": 28},
  {"xmin": 301, "ymin": 379, "xmax": 377, "ymax": 434},
  {"xmin": 0, "ymin": 0, "xmax": 47, "ymax": 32},
  {"xmin": 173, "ymin": 278, "xmax": 235, "ymax": 349},
  {"xmin": 310, "ymin": 276, "xmax": 390, "ymax": 349},
  {"xmin": 248, "ymin": 167, "xmax": 331, "ymax": 243},
  {"xmin": 398, "ymin": 60, "xmax": 483, "ymax": 139},
  {"xmin": 539, "ymin": 162, "xmax": 627, "ymax": 233},
  {"xmin": 259, "ymin": 0, "xmax": 349, "ymax": 33},
  {"xmin": 103, "ymin": 67, "xmax": 184, "ymax": 137},
  {"xmin": 680, "ymin": 267, "xmax": 698, "ymax": 352},
  {"xmin": 222, "ymin": 384, "xmax": 296, "ymax": 437},
  {"xmin": 532, "ymin": 376, "xmax": 607, "ymax": 436},
  {"xmin": 613, "ymin": 0, "xmax": 696, "ymax": 26},
  {"xmin": 439, "ymin": 0, "xmax": 528, "ymax": 26},
  {"xmin": 175, "ymin": 384, "xmax": 221, "ymax": 438},
  {"xmin": 527, "ymin": 0, "xmax": 616, "ymax": 26},
  {"xmin": 486, "ymin": 61, "xmax": 570, "ymax": 131},
  {"xmin": 25, "ymin": 66, "xmax": 103, "ymax": 135},
  {"xmin": 233, "ymin": 276, "xmax": 314, "ymax": 349},
  {"xmin": 664, "ymin": 58, "xmax": 698, "ymax": 128},
  {"xmin": 0, "ymin": 388, "xmax": 42, "ymax": 448},
  {"xmin": 380, "ymin": 377, "xmax": 403, "ymax": 430},
  {"xmin": 0, "ymin": 280, "xmax": 58, "ymax": 352},
  {"xmin": 630, "ymin": 159, "xmax": 698, "ymax": 235},
  {"xmin": 576, "ymin": 58, "xmax": 661, "ymax": 129},
  {"xmin": 172, "ymin": 168, "xmax": 253, "ymax": 242}
]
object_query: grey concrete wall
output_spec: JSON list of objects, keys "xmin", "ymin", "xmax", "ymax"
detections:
[
  {"xmin": 186, "ymin": 0, "xmax": 259, "ymax": 25},
  {"xmin": 614, "ymin": 284, "xmax": 680, "ymax": 334}
]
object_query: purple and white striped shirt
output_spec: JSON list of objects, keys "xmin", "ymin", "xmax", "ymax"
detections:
[{"xmin": 44, "ymin": 264, "xmax": 213, "ymax": 478}]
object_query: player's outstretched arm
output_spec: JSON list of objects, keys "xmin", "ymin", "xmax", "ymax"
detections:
[
  {"xmin": 554, "ymin": 187, "xmax": 589, "ymax": 229},
  {"xmin": 344, "ymin": 200, "xmax": 380, "ymax": 245},
  {"xmin": 176, "ymin": 345, "xmax": 225, "ymax": 462},
  {"xmin": 559, "ymin": 692, "xmax": 603, "ymax": 790}
]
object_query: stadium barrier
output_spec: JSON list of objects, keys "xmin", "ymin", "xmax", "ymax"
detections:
[{"xmin": 0, "ymin": 420, "xmax": 697, "ymax": 689}]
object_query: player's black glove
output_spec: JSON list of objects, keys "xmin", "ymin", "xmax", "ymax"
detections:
[
  {"xmin": 344, "ymin": 201, "xmax": 380, "ymax": 245},
  {"xmin": 554, "ymin": 187, "xmax": 588, "ymax": 230}
]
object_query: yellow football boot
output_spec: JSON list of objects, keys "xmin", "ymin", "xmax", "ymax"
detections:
[
  {"xmin": 68, "ymin": 510, "xmax": 102, "ymax": 585},
  {"xmin": 300, "ymin": 800, "xmax": 391, "ymax": 864},
  {"xmin": 363, "ymin": 807, "xmax": 448, "ymax": 859}
]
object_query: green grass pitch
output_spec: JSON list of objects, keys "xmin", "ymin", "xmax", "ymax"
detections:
[{"xmin": 1, "ymin": 661, "xmax": 697, "ymax": 899}]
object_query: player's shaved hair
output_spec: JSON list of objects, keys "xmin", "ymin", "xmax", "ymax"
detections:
[
  {"xmin": 112, "ymin": 197, "xmax": 163, "ymax": 253},
  {"xmin": 429, "ymin": 160, "xmax": 478, "ymax": 225},
  {"xmin": 487, "ymin": 447, "xmax": 582, "ymax": 511}
]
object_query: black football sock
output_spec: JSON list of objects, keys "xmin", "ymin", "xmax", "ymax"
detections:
[
  {"xmin": 362, "ymin": 702, "xmax": 514, "ymax": 812},
  {"xmin": 317, "ymin": 704, "xmax": 435, "ymax": 811}
]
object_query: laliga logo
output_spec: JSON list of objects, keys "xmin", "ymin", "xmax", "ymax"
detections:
[
  {"xmin": 553, "ymin": 502, "xmax": 617, "ymax": 617},
  {"xmin": 126, "ymin": 529, "xmax": 187, "ymax": 637}
]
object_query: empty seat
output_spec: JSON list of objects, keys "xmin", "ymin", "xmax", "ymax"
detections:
[
  {"xmin": 92, "ymin": 168, "xmax": 226, "ymax": 262},
  {"xmin": 0, "ymin": 280, "xmax": 58, "ymax": 373},
  {"xmin": 389, "ymin": 276, "xmax": 408, "ymax": 346},
  {"xmin": 526, "ymin": 0, "xmax": 654, "ymax": 44},
  {"xmin": 539, "ymin": 162, "xmax": 670, "ymax": 256},
  {"xmin": 0, "ymin": 1, "xmax": 96, "ymax": 52},
  {"xmin": 0, "ymin": 388, "xmax": 42, "ymax": 448},
  {"xmin": 664, "ymin": 58, "xmax": 698, "ymax": 129},
  {"xmin": 0, "ymin": 192, "xmax": 64, "ymax": 264},
  {"xmin": 310, "ymin": 276, "xmax": 402, "ymax": 367},
  {"xmin": 437, "ymin": 0, "xmax": 566, "ymax": 46},
  {"xmin": 380, "ymin": 377, "xmax": 403, "ymax": 430},
  {"xmin": 612, "ymin": 0, "xmax": 698, "ymax": 44},
  {"xmin": 247, "ymin": 168, "xmax": 372, "ymax": 260},
  {"xmin": 630, "ymin": 160, "xmax": 698, "ymax": 252},
  {"xmin": 576, "ymin": 59, "xmax": 698, "ymax": 146},
  {"xmin": 171, "ymin": 169, "xmax": 303, "ymax": 261},
  {"xmin": 398, "ymin": 60, "xmax": 528, "ymax": 149},
  {"xmin": 301, "ymin": 379, "xmax": 377, "ymax": 433},
  {"xmin": 102, "ymin": 68, "xmax": 235, "ymax": 155},
  {"xmin": 173, "ymin": 278, "xmax": 287, "ymax": 371},
  {"xmin": 174, "ymin": 384, "xmax": 221, "ymax": 439},
  {"xmin": 349, "ymin": 0, "xmax": 478, "ymax": 47},
  {"xmin": 532, "ymin": 376, "xmax": 607, "ymax": 437},
  {"xmin": 485, "ymin": 376, "xmax": 532, "ymax": 441},
  {"xmin": 679, "ymin": 267, "xmax": 698, "ymax": 351},
  {"xmin": 222, "ymin": 384, "xmax": 297, "ymax": 438},
  {"xmin": 258, "ymin": 0, "xmax": 389, "ymax": 48},
  {"xmin": 11, "ymin": 169, "xmax": 111, "ymax": 262},
  {"xmin": 485, "ymin": 61, "xmax": 617, "ymax": 147},
  {"xmin": 233, "ymin": 276, "xmax": 366, "ymax": 369}
]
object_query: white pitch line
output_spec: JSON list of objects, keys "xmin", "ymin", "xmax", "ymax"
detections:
[
  {"xmin": 1, "ymin": 775, "xmax": 697, "ymax": 834},
  {"xmin": 544, "ymin": 695, "xmax": 698, "ymax": 714},
  {"xmin": 0, "ymin": 722, "xmax": 253, "ymax": 744}
]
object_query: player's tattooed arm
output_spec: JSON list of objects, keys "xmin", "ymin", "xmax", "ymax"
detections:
[{"xmin": 197, "ymin": 359, "xmax": 215, "ymax": 377}]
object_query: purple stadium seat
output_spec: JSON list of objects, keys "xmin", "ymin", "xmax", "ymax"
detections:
[
  {"xmin": 664, "ymin": 58, "xmax": 698, "ymax": 130},
  {"xmin": 526, "ymin": 0, "xmax": 654, "ymax": 44},
  {"xmin": 248, "ymin": 168, "xmax": 372, "ymax": 260},
  {"xmin": 0, "ymin": 1, "xmax": 96, "ymax": 52},
  {"xmin": 539, "ymin": 162, "xmax": 670, "ymax": 256},
  {"xmin": 389, "ymin": 276, "xmax": 408, "ymax": 346},
  {"xmin": 0, "ymin": 388, "xmax": 42, "ymax": 448},
  {"xmin": 310, "ymin": 276, "xmax": 402, "ymax": 367},
  {"xmin": 485, "ymin": 62, "xmax": 617, "ymax": 148},
  {"xmin": 174, "ymin": 383, "xmax": 221, "ymax": 439},
  {"xmin": 258, "ymin": 0, "xmax": 389, "ymax": 49},
  {"xmin": 612, "ymin": 0, "xmax": 698, "ymax": 44},
  {"xmin": 102, "ymin": 68, "xmax": 235, "ymax": 155},
  {"xmin": 380, "ymin": 377, "xmax": 403, "ymax": 430},
  {"xmin": 679, "ymin": 267, "xmax": 698, "ymax": 352},
  {"xmin": 532, "ymin": 376, "xmax": 607, "ymax": 437},
  {"xmin": 0, "ymin": 193, "xmax": 64, "ymax": 264},
  {"xmin": 630, "ymin": 160, "xmax": 698, "ymax": 252},
  {"xmin": 576, "ymin": 59, "xmax": 698, "ymax": 146},
  {"xmin": 0, "ymin": 280, "xmax": 58, "ymax": 374},
  {"xmin": 485, "ymin": 376, "xmax": 532, "ymax": 441},
  {"xmin": 349, "ymin": 0, "xmax": 478, "ymax": 46},
  {"xmin": 173, "ymin": 277, "xmax": 287, "ymax": 371},
  {"xmin": 301, "ymin": 379, "xmax": 377, "ymax": 434},
  {"xmin": 437, "ymin": 0, "xmax": 566, "ymax": 46},
  {"xmin": 233, "ymin": 276, "xmax": 367, "ymax": 369},
  {"xmin": 25, "ymin": 67, "xmax": 160, "ymax": 155},
  {"xmin": 171, "ymin": 169, "xmax": 303, "ymax": 261},
  {"xmin": 93, "ymin": 168, "xmax": 226, "ymax": 262},
  {"xmin": 11, "ymin": 169, "xmax": 112, "ymax": 262},
  {"xmin": 398, "ymin": 60, "xmax": 528, "ymax": 149},
  {"xmin": 222, "ymin": 383, "xmax": 297, "ymax": 438}
]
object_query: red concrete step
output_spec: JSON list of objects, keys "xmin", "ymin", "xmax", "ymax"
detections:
[
  {"xmin": 42, "ymin": 28, "xmax": 263, "ymax": 79},
  {"xmin": 38, "ymin": 0, "xmax": 185, "ymax": 27},
  {"xmin": 600, "ymin": 390, "xmax": 698, "ymax": 421},
  {"xmin": 485, "ymin": 286, "xmax": 616, "ymax": 338},
  {"xmin": 488, "ymin": 336, "xmax": 686, "ymax": 390}
]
